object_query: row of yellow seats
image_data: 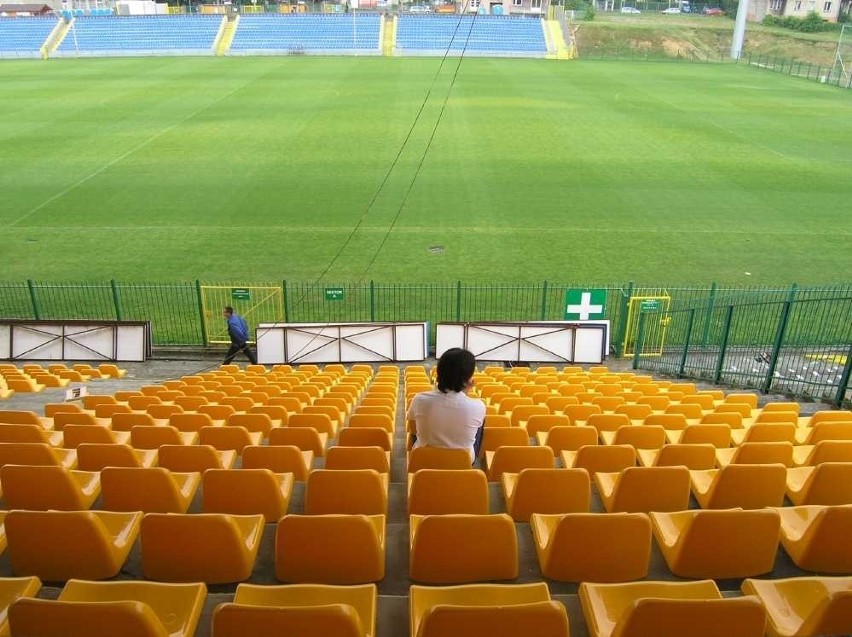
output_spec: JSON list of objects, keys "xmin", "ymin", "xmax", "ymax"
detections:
[{"xmin": 2, "ymin": 574, "xmax": 849, "ymax": 637}]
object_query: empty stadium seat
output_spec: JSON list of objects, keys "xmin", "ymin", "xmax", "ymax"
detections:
[
  {"xmin": 408, "ymin": 469, "xmax": 489, "ymax": 516},
  {"xmin": 157, "ymin": 444, "xmax": 236, "ymax": 472},
  {"xmin": 203, "ymin": 469, "xmax": 294, "ymax": 522},
  {"xmin": 741, "ymin": 575, "xmax": 852, "ymax": 637},
  {"xmin": 409, "ymin": 582, "xmax": 570, "ymax": 637},
  {"xmin": 409, "ymin": 514, "xmax": 517, "ymax": 584},
  {"xmin": 407, "ymin": 447, "xmax": 471, "ymax": 472},
  {"xmin": 580, "ymin": 580, "xmax": 767, "ymax": 637},
  {"xmin": 649, "ymin": 508, "xmax": 780, "ymax": 578},
  {"xmin": 242, "ymin": 445, "xmax": 313, "ymax": 480},
  {"xmin": 4, "ymin": 510, "xmax": 141, "ymax": 581},
  {"xmin": 776, "ymin": 505, "xmax": 852, "ymax": 573},
  {"xmin": 304, "ymin": 469, "xmax": 387, "ymax": 515},
  {"xmin": 0, "ymin": 465, "xmax": 100, "ymax": 511},
  {"xmin": 690, "ymin": 463, "xmax": 788, "ymax": 509},
  {"xmin": 100, "ymin": 467, "xmax": 200, "ymax": 513},
  {"xmin": 596, "ymin": 466, "xmax": 691, "ymax": 513},
  {"xmin": 0, "ymin": 576, "xmax": 41, "ymax": 636},
  {"xmin": 0, "ymin": 442, "xmax": 76, "ymax": 469},
  {"xmin": 530, "ymin": 512, "xmax": 652, "ymax": 582},
  {"xmin": 636, "ymin": 443, "xmax": 716, "ymax": 469},
  {"xmin": 484, "ymin": 445, "xmax": 553, "ymax": 481},
  {"xmin": 561, "ymin": 445, "xmax": 636, "ymax": 476},
  {"xmin": 275, "ymin": 514, "xmax": 385, "ymax": 584},
  {"xmin": 141, "ymin": 513, "xmax": 264, "ymax": 584},
  {"xmin": 536, "ymin": 426, "xmax": 598, "ymax": 454},
  {"xmin": 8, "ymin": 579, "xmax": 206, "ymax": 637},
  {"xmin": 793, "ymin": 440, "xmax": 852, "ymax": 467},
  {"xmin": 324, "ymin": 446, "xmax": 390, "ymax": 473},
  {"xmin": 212, "ymin": 583, "xmax": 377, "ymax": 637},
  {"xmin": 599, "ymin": 425, "xmax": 666, "ymax": 449},
  {"xmin": 786, "ymin": 462, "xmax": 852, "ymax": 505},
  {"xmin": 502, "ymin": 468, "xmax": 590, "ymax": 522},
  {"xmin": 665, "ymin": 424, "xmax": 732, "ymax": 447}
]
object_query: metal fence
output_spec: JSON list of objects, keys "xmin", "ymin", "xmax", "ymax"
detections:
[
  {"xmin": 632, "ymin": 288, "xmax": 852, "ymax": 407},
  {"xmin": 737, "ymin": 51, "xmax": 852, "ymax": 90}
]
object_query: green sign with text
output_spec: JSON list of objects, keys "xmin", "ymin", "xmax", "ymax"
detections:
[
  {"xmin": 231, "ymin": 288, "xmax": 251, "ymax": 301},
  {"xmin": 325, "ymin": 287, "xmax": 345, "ymax": 301}
]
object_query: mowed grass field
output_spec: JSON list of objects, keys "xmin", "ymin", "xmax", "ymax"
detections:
[{"xmin": 1, "ymin": 56, "xmax": 850, "ymax": 285}]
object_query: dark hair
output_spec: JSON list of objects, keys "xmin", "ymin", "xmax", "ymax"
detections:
[
  {"xmin": 436, "ymin": 348, "xmax": 476, "ymax": 393},
  {"xmin": 224, "ymin": 306, "xmax": 234, "ymax": 315}
]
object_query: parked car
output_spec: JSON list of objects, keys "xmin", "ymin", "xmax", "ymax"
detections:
[
  {"xmin": 620, "ymin": 6, "xmax": 641, "ymax": 13},
  {"xmin": 703, "ymin": 7, "xmax": 725, "ymax": 15},
  {"xmin": 661, "ymin": 6, "xmax": 681, "ymax": 13}
]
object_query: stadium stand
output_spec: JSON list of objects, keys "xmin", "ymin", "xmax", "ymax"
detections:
[
  {"xmin": 395, "ymin": 15, "xmax": 548, "ymax": 57},
  {"xmin": 0, "ymin": 361, "xmax": 851, "ymax": 637},
  {"xmin": 54, "ymin": 15, "xmax": 222, "ymax": 57},
  {"xmin": 229, "ymin": 14, "xmax": 381, "ymax": 55},
  {"xmin": 0, "ymin": 17, "xmax": 56, "ymax": 58}
]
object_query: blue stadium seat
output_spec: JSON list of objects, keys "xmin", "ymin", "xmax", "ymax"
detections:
[
  {"xmin": 395, "ymin": 15, "xmax": 547, "ymax": 57},
  {"xmin": 230, "ymin": 14, "xmax": 381, "ymax": 54},
  {"xmin": 0, "ymin": 17, "xmax": 58, "ymax": 58}
]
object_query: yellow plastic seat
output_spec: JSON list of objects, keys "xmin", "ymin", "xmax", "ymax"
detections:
[
  {"xmin": 242, "ymin": 445, "xmax": 313, "ymax": 481},
  {"xmin": 0, "ymin": 465, "xmax": 100, "ymax": 511},
  {"xmin": 716, "ymin": 441, "xmax": 794, "ymax": 468},
  {"xmin": 348, "ymin": 414, "xmax": 394, "ymax": 433},
  {"xmin": 197, "ymin": 404, "xmax": 236, "ymax": 424},
  {"xmin": 111, "ymin": 411, "xmax": 160, "ymax": 431},
  {"xmin": 690, "ymin": 463, "xmax": 787, "ymax": 509},
  {"xmin": 408, "ymin": 469, "xmax": 489, "ymax": 516},
  {"xmin": 409, "ymin": 582, "xmax": 569, "ymax": 637},
  {"xmin": 212, "ymin": 583, "xmax": 377, "ymax": 637},
  {"xmin": 666, "ymin": 424, "xmax": 732, "ymax": 447},
  {"xmin": 741, "ymin": 575, "xmax": 852, "ymax": 637},
  {"xmin": 793, "ymin": 440, "xmax": 852, "ymax": 467},
  {"xmin": 60, "ymin": 424, "xmax": 131, "ymax": 449},
  {"xmin": 776, "ymin": 505, "xmax": 852, "ymax": 573},
  {"xmin": 51, "ymin": 411, "xmax": 111, "ymax": 431},
  {"xmin": 795, "ymin": 422, "xmax": 852, "ymax": 445},
  {"xmin": 755, "ymin": 411, "xmax": 799, "ymax": 425},
  {"xmin": 305, "ymin": 469, "xmax": 387, "ymax": 515},
  {"xmin": 536, "ymin": 426, "xmax": 598, "ymax": 454},
  {"xmin": 650, "ymin": 508, "xmax": 780, "ymax": 578},
  {"xmin": 77, "ymin": 443, "xmax": 157, "ymax": 471},
  {"xmin": 100, "ymin": 467, "xmax": 200, "ymax": 514},
  {"xmin": 325, "ymin": 446, "xmax": 390, "ymax": 473},
  {"xmin": 561, "ymin": 445, "xmax": 635, "ymax": 476},
  {"xmin": 337, "ymin": 427, "xmax": 392, "ymax": 451},
  {"xmin": 725, "ymin": 392, "xmax": 758, "ymax": 409},
  {"xmin": 786, "ymin": 462, "xmax": 852, "ymax": 505},
  {"xmin": 290, "ymin": 413, "xmax": 337, "ymax": 437},
  {"xmin": 531, "ymin": 512, "xmax": 651, "ymax": 582},
  {"xmin": 169, "ymin": 413, "xmax": 215, "ymax": 433},
  {"xmin": 480, "ymin": 428, "xmax": 529, "ymax": 456},
  {"xmin": 198, "ymin": 426, "xmax": 262, "ymax": 454},
  {"xmin": 715, "ymin": 402, "xmax": 754, "ymax": 419},
  {"xmin": 147, "ymin": 404, "xmax": 184, "ymax": 422},
  {"xmin": 599, "ymin": 426, "xmax": 666, "ymax": 449},
  {"xmin": 636, "ymin": 443, "xmax": 716, "ymax": 469},
  {"xmin": 802, "ymin": 411, "xmax": 852, "ymax": 427},
  {"xmin": 141, "ymin": 512, "xmax": 264, "ymax": 584},
  {"xmin": 643, "ymin": 413, "xmax": 688, "ymax": 430},
  {"xmin": 275, "ymin": 514, "xmax": 385, "ymax": 584},
  {"xmin": 8, "ymin": 579, "xmax": 205, "ymax": 637},
  {"xmin": 407, "ymin": 447, "xmax": 471, "ymax": 473},
  {"xmin": 203, "ymin": 468, "xmax": 294, "ymax": 523},
  {"xmin": 485, "ymin": 445, "xmax": 553, "ymax": 481},
  {"xmin": 731, "ymin": 424, "xmax": 796, "ymax": 446},
  {"xmin": 0, "ymin": 411, "xmax": 51, "ymax": 428},
  {"xmin": 510, "ymin": 405, "xmax": 549, "ymax": 428},
  {"xmin": 0, "ymin": 576, "xmax": 41, "ymax": 637},
  {"xmin": 409, "ymin": 514, "xmax": 517, "ymax": 584},
  {"xmin": 700, "ymin": 410, "xmax": 743, "ymax": 428},
  {"xmin": 130, "ymin": 426, "xmax": 198, "ymax": 449},
  {"xmin": 157, "ymin": 444, "xmax": 236, "ymax": 472},
  {"xmin": 596, "ymin": 466, "xmax": 690, "ymax": 513},
  {"xmin": 522, "ymin": 415, "xmax": 570, "ymax": 437},
  {"xmin": 0, "ymin": 423, "xmax": 62, "ymax": 447},
  {"xmin": 502, "ymin": 468, "xmax": 589, "ymax": 522},
  {"xmin": 580, "ymin": 579, "xmax": 767, "ymax": 637},
  {"xmin": 99, "ymin": 363, "xmax": 128, "ymax": 378},
  {"xmin": 269, "ymin": 427, "xmax": 329, "ymax": 456},
  {"xmin": 228, "ymin": 413, "xmax": 276, "ymax": 437},
  {"xmin": 586, "ymin": 414, "xmax": 631, "ymax": 435},
  {"xmin": 4, "ymin": 510, "xmax": 141, "ymax": 581},
  {"xmin": 0, "ymin": 441, "xmax": 77, "ymax": 470},
  {"xmin": 665, "ymin": 403, "xmax": 704, "ymax": 422}
]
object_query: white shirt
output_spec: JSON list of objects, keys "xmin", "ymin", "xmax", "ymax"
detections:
[{"xmin": 408, "ymin": 389, "xmax": 486, "ymax": 463}]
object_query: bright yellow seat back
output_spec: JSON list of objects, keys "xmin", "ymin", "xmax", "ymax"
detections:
[
  {"xmin": 9, "ymin": 598, "xmax": 169, "ymax": 637},
  {"xmin": 613, "ymin": 596, "xmax": 766, "ymax": 637},
  {"xmin": 418, "ymin": 602, "xmax": 568, "ymax": 637}
]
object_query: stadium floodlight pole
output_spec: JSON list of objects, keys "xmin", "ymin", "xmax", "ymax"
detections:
[{"xmin": 730, "ymin": 0, "xmax": 749, "ymax": 60}]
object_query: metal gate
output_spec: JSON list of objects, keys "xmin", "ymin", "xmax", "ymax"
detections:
[
  {"xmin": 622, "ymin": 293, "xmax": 672, "ymax": 357},
  {"xmin": 200, "ymin": 285, "xmax": 284, "ymax": 345}
]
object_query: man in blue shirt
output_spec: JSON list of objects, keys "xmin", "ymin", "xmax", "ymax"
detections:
[{"xmin": 223, "ymin": 306, "xmax": 257, "ymax": 365}]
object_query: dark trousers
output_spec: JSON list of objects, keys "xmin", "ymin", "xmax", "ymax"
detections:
[{"xmin": 224, "ymin": 342, "xmax": 257, "ymax": 365}]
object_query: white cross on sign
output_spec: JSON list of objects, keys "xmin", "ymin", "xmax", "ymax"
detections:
[{"xmin": 566, "ymin": 292, "xmax": 604, "ymax": 321}]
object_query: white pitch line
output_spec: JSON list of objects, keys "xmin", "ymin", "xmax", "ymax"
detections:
[{"xmin": 7, "ymin": 72, "xmax": 267, "ymax": 229}]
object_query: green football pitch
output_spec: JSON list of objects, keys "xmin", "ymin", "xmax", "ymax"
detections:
[{"xmin": 1, "ymin": 56, "xmax": 850, "ymax": 285}]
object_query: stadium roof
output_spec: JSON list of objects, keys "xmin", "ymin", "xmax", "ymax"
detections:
[{"xmin": 0, "ymin": 3, "xmax": 53, "ymax": 12}]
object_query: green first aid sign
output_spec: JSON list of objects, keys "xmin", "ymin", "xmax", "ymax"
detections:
[{"xmin": 564, "ymin": 288, "xmax": 607, "ymax": 320}]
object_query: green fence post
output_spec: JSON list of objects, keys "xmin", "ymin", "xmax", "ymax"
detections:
[
  {"xmin": 834, "ymin": 342, "xmax": 852, "ymax": 407},
  {"xmin": 614, "ymin": 281, "xmax": 633, "ymax": 358},
  {"xmin": 282, "ymin": 280, "xmax": 290, "ymax": 322},
  {"xmin": 110, "ymin": 279, "xmax": 123, "ymax": 321},
  {"xmin": 455, "ymin": 280, "xmax": 462, "ymax": 322},
  {"xmin": 195, "ymin": 279, "xmax": 208, "ymax": 347},
  {"xmin": 701, "ymin": 281, "xmax": 717, "ymax": 349},
  {"xmin": 26, "ymin": 279, "xmax": 41, "ymax": 320},
  {"xmin": 787, "ymin": 282, "xmax": 798, "ymax": 302},
  {"xmin": 679, "ymin": 309, "xmax": 696, "ymax": 378},
  {"xmin": 540, "ymin": 281, "xmax": 549, "ymax": 320},
  {"xmin": 713, "ymin": 305, "xmax": 735, "ymax": 383},
  {"xmin": 762, "ymin": 300, "xmax": 793, "ymax": 394},
  {"xmin": 632, "ymin": 310, "xmax": 647, "ymax": 370},
  {"xmin": 369, "ymin": 280, "xmax": 376, "ymax": 322}
]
